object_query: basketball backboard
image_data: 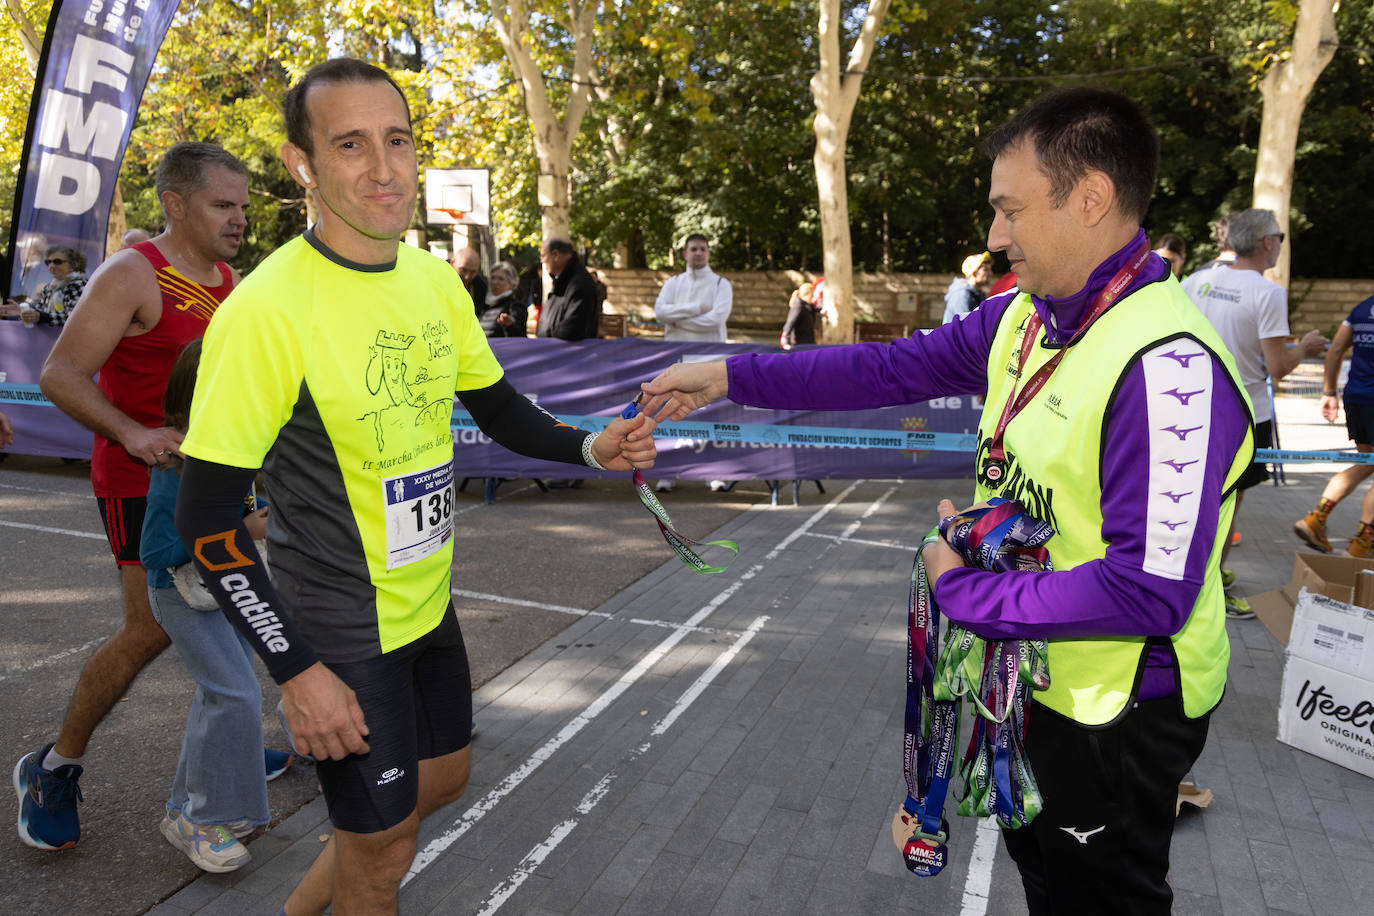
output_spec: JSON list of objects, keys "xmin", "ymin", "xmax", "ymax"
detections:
[{"xmin": 424, "ymin": 168, "xmax": 490, "ymax": 227}]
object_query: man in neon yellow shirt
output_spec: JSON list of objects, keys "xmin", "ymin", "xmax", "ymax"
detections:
[{"xmin": 174, "ymin": 59, "xmax": 655, "ymax": 915}]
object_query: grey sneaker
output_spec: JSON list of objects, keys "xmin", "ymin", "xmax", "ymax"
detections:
[{"xmin": 160, "ymin": 812, "xmax": 250, "ymax": 872}]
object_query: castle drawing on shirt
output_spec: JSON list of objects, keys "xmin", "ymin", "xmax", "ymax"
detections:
[{"xmin": 360, "ymin": 329, "xmax": 454, "ymax": 452}]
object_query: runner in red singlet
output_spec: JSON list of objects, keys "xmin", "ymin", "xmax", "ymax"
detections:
[
  {"xmin": 91, "ymin": 239, "xmax": 234, "ymax": 506},
  {"xmin": 14, "ymin": 143, "xmax": 249, "ymax": 852}
]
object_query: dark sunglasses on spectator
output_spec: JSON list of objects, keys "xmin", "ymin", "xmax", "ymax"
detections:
[
  {"xmin": 44, "ymin": 258, "xmax": 68, "ymax": 266},
  {"xmin": 1267, "ymin": 232, "xmax": 1285, "ymax": 244}
]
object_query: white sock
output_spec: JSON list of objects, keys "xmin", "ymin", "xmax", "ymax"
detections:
[{"xmin": 42, "ymin": 748, "xmax": 83, "ymax": 771}]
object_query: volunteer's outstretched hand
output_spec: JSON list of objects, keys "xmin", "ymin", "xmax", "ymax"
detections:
[{"xmin": 639, "ymin": 359, "xmax": 730, "ymax": 422}]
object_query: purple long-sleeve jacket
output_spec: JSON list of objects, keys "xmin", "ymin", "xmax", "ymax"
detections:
[{"xmin": 725, "ymin": 232, "xmax": 1252, "ymax": 699}]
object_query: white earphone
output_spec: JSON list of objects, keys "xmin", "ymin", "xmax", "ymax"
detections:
[{"xmin": 297, "ymin": 164, "xmax": 311, "ymax": 185}]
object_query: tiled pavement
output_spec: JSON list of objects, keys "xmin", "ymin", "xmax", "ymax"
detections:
[{"xmin": 149, "ymin": 387, "xmax": 1374, "ymax": 915}]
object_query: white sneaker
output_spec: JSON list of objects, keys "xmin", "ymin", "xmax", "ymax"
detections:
[
  {"xmin": 654, "ymin": 479, "xmax": 676, "ymax": 493},
  {"xmin": 160, "ymin": 812, "xmax": 251, "ymax": 872},
  {"xmin": 708, "ymin": 480, "xmax": 729, "ymax": 492}
]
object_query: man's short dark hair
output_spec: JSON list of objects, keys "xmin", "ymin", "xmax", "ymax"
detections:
[
  {"xmin": 984, "ymin": 86, "xmax": 1158, "ymax": 224},
  {"xmin": 683, "ymin": 233, "xmax": 709, "ymax": 248},
  {"xmin": 154, "ymin": 142, "xmax": 248, "ymax": 203},
  {"xmin": 544, "ymin": 237, "xmax": 575, "ymax": 256},
  {"xmin": 283, "ymin": 58, "xmax": 411, "ymax": 158}
]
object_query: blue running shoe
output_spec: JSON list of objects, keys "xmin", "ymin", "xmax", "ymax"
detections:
[
  {"xmin": 264, "ymin": 748, "xmax": 293, "ymax": 782},
  {"xmin": 13, "ymin": 743, "xmax": 82, "ymax": 850}
]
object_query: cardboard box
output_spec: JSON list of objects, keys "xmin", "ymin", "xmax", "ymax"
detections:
[
  {"xmin": 1275, "ymin": 588, "xmax": 1374, "ymax": 779},
  {"xmin": 1248, "ymin": 553, "xmax": 1374, "ymax": 647}
]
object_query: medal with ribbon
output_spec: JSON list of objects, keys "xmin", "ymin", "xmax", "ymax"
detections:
[
  {"xmin": 894, "ymin": 497, "xmax": 1053, "ymax": 876},
  {"xmin": 621, "ymin": 393, "xmax": 739, "ymax": 574}
]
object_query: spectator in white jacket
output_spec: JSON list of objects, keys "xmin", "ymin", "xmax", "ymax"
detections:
[
  {"xmin": 654, "ymin": 234, "xmax": 732, "ymax": 342},
  {"xmin": 653, "ymin": 234, "xmax": 733, "ymax": 493}
]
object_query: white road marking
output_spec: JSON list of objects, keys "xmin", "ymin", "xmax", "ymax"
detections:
[
  {"xmin": 475, "ymin": 615, "xmax": 769, "ymax": 915},
  {"xmin": 452, "ymin": 480, "xmax": 539, "ymax": 517},
  {"xmin": 959, "ymin": 815, "xmax": 1002, "ymax": 915},
  {"xmin": 0, "ymin": 518, "xmax": 105, "ymax": 540},
  {"xmin": 0, "ymin": 637, "xmax": 105, "ymax": 683},
  {"xmin": 450, "ymin": 587, "xmax": 722, "ymax": 634},
  {"xmin": 403, "ymin": 480, "xmax": 864, "ymax": 886},
  {"xmin": 803, "ymin": 531, "xmax": 918, "ymax": 551},
  {"xmin": 0, "ymin": 481, "xmax": 87, "ymax": 497}
]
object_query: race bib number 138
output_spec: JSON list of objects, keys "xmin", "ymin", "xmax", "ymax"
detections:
[{"xmin": 382, "ymin": 461, "xmax": 455, "ymax": 570}]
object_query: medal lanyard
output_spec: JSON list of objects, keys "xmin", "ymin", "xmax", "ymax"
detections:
[
  {"xmin": 895, "ymin": 498, "xmax": 1055, "ymax": 878},
  {"xmin": 985, "ymin": 243, "xmax": 1151, "ymax": 478},
  {"xmin": 621, "ymin": 393, "xmax": 739, "ymax": 574}
]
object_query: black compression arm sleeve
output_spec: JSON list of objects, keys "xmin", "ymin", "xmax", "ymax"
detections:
[
  {"xmin": 458, "ymin": 376, "xmax": 591, "ymax": 464},
  {"xmin": 175, "ymin": 457, "xmax": 318, "ymax": 684}
]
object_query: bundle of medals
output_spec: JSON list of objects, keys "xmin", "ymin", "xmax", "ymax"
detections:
[{"xmin": 893, "ymin": 497, "xmax": 1053, "ymax": 877}]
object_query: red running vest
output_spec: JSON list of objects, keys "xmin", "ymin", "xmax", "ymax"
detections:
[{"xmin": 91, "ymin": 241, "xmax": 234, "ymax": 498}]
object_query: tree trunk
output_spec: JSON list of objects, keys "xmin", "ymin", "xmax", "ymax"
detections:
[
  {"xmin": 3, "ymin": 0, "xmax": 41, "ymax": 73},
  {"xmin": 809, "ymin": 0, "xmax": 891, "ymax": 341},
  {"xmin": 490, "ymin": 0, "xmax": 597, "ymax": 300},
  {"xmin": 106, "ymin": 185, "xmax": 127, "ymax": 258},
  {"xmin": 1253, "ymin": 0, "xmax": 1339, "ymax": 290}
]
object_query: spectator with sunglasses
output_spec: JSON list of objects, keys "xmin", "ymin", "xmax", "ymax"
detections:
[{"xmin": 27, "ymin": 246, "xmax": 89, "ymax": 326}]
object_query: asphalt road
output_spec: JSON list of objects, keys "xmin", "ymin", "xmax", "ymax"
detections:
[{"xmin": 0, "ymin": 454, "xmax": 769, "ymax": 915}]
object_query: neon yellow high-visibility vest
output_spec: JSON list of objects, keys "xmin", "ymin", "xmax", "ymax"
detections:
[{"xmin": 974, "ymin": 279, "xmax": 1253, "ymax": 725}]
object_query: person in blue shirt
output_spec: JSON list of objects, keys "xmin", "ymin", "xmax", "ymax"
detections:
[
  {"xmin": 141, "ymin": 339, "xmax": 292, "ymax": 872},
  {"xmin": 1295, "ymin": 294, "xmax": 1374, "ymax": 556}
]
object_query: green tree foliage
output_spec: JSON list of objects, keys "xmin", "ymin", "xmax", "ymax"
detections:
[{"xmin": 2, "ymin": 0, "xmax": 1370, "ymax": 277}]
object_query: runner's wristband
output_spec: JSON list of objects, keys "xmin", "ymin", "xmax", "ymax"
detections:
[{"xmin": 582, "ymin": 433, "xmax": 608, "ymax": 470}]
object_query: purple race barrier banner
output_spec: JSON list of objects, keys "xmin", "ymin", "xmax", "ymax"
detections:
[
  {"xmin": 6, "ymin": 0, "xmax": 184, "ymax": 299},
  {"xmin": 461, "ymin": 338, "xmax": 981, "ymax": 480},
  {"xmin": 0, "ymin": 319, "xmax": 90, "ymax": 458},
  {"xmin": 0, "ymin": 334, "xmax": 984, "ymax": 477}
]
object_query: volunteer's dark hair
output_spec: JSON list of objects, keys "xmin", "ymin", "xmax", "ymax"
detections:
[{"xmin": 984, "ymin": 85, "xmax": 1159, "ymax": 223}]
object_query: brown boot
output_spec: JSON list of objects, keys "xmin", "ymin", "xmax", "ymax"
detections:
[
  {"xmin": 1294, "ymin": 510, "xmax": 1334, "ymax": 553},
  {"xmin": 1348, "ymin": 522, "xmax": 1374, "ymax": 559}
]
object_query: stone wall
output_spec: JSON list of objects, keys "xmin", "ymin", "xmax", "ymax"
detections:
[
  {"xmin": 598, "ymin": 268, "xmax": 1374, "ymax": 341},
  {"xmin": 1288, "ymin": 278, "xmax": 1374, "ymax": 335}
]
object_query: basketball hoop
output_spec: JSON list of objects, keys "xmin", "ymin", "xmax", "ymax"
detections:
[{"xmin": 424, "ymin": 168, "xmax": 489, "ymax": 227}]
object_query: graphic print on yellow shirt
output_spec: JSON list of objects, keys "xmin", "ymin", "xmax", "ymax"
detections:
[{"xmin": 182, "ymin": 232, "xmax": 503, "ymax": 661}]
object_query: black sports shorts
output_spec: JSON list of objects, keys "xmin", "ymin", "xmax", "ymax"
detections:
[
  {"xmin": 96, "ymin": 495, "xmax": 147, "ymax": 567},
  {"xmin": 1236, "ymin": 419, "xmax": 1272, "ymax": 491},
  {"xmin": 315, "ymin": 602, "xmax": 473, "ymax": 834},
  {"xmin": 1344, "ymin": 397, "xmax": 1374, "ymax": 447}
]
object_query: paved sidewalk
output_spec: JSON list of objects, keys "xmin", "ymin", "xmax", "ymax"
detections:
[{"xmin": 149, "ymin": 386, "xmax": 1374, "ymax": 916}]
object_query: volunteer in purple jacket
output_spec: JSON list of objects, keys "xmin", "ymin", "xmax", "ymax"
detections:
[{"xmin": 641, "ymin": 86, "xmax": 1253, "ymax": 914}]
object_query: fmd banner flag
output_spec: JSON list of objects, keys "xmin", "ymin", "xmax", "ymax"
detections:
[{"xmin": 6, "ymin": 0, "xmax": 183, "ymax": 298}]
